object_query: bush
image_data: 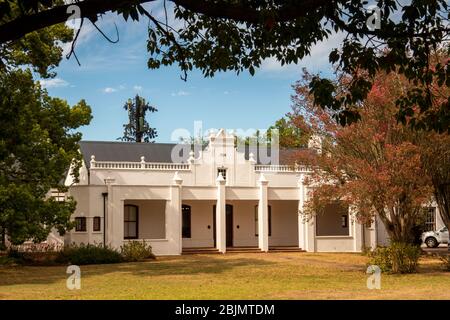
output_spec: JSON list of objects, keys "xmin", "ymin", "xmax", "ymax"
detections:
[
  {"xmin": 0, "ymin": 255, "xmax": 19, "ymax": 266},
  {"xmin": 120, "ymin": 240, "xmax": 155, "ymax": 262},
  {"xmin": 57, "ymin": 243, "xmax": 124, "ymax": 265},
  {"xmin": 367, "ymin": 242, "xmax": 421, "ymax": 274}
]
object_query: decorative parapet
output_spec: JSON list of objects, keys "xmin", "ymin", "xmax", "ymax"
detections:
[
  {"xmin": 90, "ymin": 159, "xmax": 191, "ymax": 171},
  {"xmin": 254, "ymin": 164, "xmax": 310, "ymax": 173}
]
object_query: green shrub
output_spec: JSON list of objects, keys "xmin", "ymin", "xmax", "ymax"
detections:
[
  {"xmin": 120, "ymin": 240, "xmax": 155, "ymax": 262},
  {"xmin": 57, "ymin": 243, "xmax": 123, "ymax": 265},
  {"xmin": 0, "ymin": 255, "xmax": 19, "ymax": 265},
  {"xmin": 367, "ymin": 242, "xmax": 421, "ymax": 274}
]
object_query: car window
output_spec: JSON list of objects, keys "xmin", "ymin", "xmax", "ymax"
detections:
[{"xmin": 442, "ymin": 227, "xmax": 448, "ymax": 232}]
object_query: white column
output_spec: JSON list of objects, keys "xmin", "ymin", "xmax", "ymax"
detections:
[
  {"xmin": 216, "ymin": 173, "xmax": 226, "ymax": 253},
  {"xmin": 297, "ymin": 174, "xmax": 306, "ymax": 250},
  {"xmin": 351, "ymin": 207, "xmax": 363, "ymax": 252},
  {"xmin": 167, "ymin": 172, "xmax": 183, "ymax": 254},
  {"xmin": 258, "ymin": 174, "xmax": 269, "ymax": 252}
]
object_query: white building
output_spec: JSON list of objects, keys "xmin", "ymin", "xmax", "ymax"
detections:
[{"xmin": 63, "ymin": 129, "xmax": 445, "ymax": 255}]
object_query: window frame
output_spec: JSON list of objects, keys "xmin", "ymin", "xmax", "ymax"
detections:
[
  {"xmin": 93, "ymin": 216, "xmax": 101, "ymax": 232},
  {"xmin": 182, "ymin": 204, "xmax": 191, "ymax": 238},
  {"xmin": 75, "ymin": 217, "xmax": 87, "ymax": 232},
  {"xmin": 424, "ymin": 207, "xmax": 436, "ymax": 232},
  {"xmin": 124, "ymin": 205, "xmax": 139, "ymax": 240}
]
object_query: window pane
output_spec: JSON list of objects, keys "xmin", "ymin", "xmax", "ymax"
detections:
[
  {"xmin": 75, "ymin": 217, "xmax": 86, "ymax": 232},
  {"xmin": 182, "ymin": 206, "xmax": 191, "ymax": 238},
  {"xmin": 124, "ymin": 222, "xmax": 129, "ymax": 238},
  {"xmin": 255, "ymin": 206, "xmax": 258, "ymax": 236},
  {"xmin": 128, "ymin": 222, "xmax": 137, "ymax": 237},
  {"xmin": 93, "ymin": 217, "xmax": 101, "ymax": 231}
]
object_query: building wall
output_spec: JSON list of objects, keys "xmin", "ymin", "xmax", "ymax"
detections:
[
  {"xmin": 66, "ymin": 185, "xmax": 106, "ymax": 245},
  {"xmin": 316, "ymin": 203, "xmax": 349, "ymax": 237},
  {"xmin": 228, "ymin": 200, "xmax": 259, "ymax": 247},
  {"xmin": 64, "ymin": 131, "xmax": 373, "ymax": 254},
  {"xmin": 182, "ymin": 200, "xmax": 215, "ymax": 248},
  {"xmin": 124, "ymin": 200, "xmax": 166, "ymax": 239},
  {"xmin": 269, "ymin": 200, "xmax": 299, "ymax": 246}
]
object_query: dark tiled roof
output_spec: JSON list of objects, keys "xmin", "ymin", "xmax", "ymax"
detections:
[
  {"xmin": 241, "ymin": 145, "xmax": 305, "ymax": 165},
  {"xmin": 79, "ymin": 141, "xmax": 196, "ymax": 168},
  {"xmin": 79, "ymin": 141, "xmax": 304, "ymax": 167}
]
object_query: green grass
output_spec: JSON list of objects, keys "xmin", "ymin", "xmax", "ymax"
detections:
[{"xmin": 0, "ymin": 252, "xmax": 449, "ymax": 299}]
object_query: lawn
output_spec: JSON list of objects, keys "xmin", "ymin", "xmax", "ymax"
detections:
[{"xmin": 0, "ymin": 252, "xmax": 449, "ymax": 300}]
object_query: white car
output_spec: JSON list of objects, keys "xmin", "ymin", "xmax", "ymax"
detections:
[{"xmin": 422, "ymin": 226, "xmax": 449, "ymax": 248}]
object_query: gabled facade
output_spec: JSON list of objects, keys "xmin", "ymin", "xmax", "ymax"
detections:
[{"xmin": 64, "ymin": 129, "xmax": 443, "ymax": 255}]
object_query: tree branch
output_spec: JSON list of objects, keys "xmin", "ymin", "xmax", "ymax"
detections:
[
  {"xmin": 0, "ymin": 0, "xmax": 155, "ymax": 43},
  {"xmin": 0, "ymin": 0, "xmax": 329, "ymax": 44}
]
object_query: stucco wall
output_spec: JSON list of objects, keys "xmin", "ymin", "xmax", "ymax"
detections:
[
  {"xmin": 180, "ymin": 200, "xmax": 299, "ymax": 248},
  {"xmin": 124, "ymin": 200, "xmax": 166, "ymax": 239},
  {"xmin": 182, "ymin": 200, "xmax": 216, "ymax": 248},
  {"xmin": 268, "ymin": 200, "xmax": 299, "ymax": 246},
  {"xmin": 316, "ymin": 203, "xmax": 349, "ymax": 236},
  {"xmin": 66, "ymin": 185, "xmax": 107, "ymax": 245},
  {"xmin": 315, "ymin": 237, "xmax": 355, "ymax": 252}
]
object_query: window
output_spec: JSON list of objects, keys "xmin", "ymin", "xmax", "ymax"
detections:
[
  {"xmin": 424, "ymin": 207, "xmax": 436, "ymax": 231},
  {"xmin": 124, "ymin": 205, "xmax": 138, "ymax": 239},
  {"xmin": 341, "ymin": 215, "xmax": 348, "ymax": 228},
  {"xmin": 254, "ymin": 205, "xmax": 272, "ymax": 236},
  {"xmin": 217, "ymin": 168, "xmax": 227, "ymax": 180},
  {"xmin": 75, "ymin": 217, "xmax": 86, "ymax": 232},
  {"xmin": 93, "ymin": 216, "xmax": 101, "ymax": 232},
  {"xmin": 182, "ymin": 205, "xmax": 191, "ymax": 238}
]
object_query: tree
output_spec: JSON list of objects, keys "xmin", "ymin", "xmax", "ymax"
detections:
[
  {"xmin": 1, "ymin": 1, "xmax": 448, "ymax": 132},
  {"xmin": 0, "ymin": 3, "xmax": 92, "ymax": 245},
  {"xmin": 421, "ymin": 133, "xmax": 450, "ymax": 251},
  {"xmin": 119, "ymin": 95, "xmax": 158, "ymax": 143},
  {"xmin": 0, "ymin": 69, "xmax": 92, "ymax": 244},
  {"xmin": 292, "ymin": 69, "xmax": 434, "ymax": 245},
  {"xmin": 267, "ymin": 116, "xmax": 310, "ymax": 148}
]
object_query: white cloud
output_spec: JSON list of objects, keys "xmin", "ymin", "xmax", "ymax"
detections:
[
  {"xmin": 171, "ymin": 90, "xmax": 190, "ymax": 96},
  {"xmin": 259, "ymin": 32, "xmax": 346, "ymax": 76},
  {"xmin": 103, "ymin": 87, "xmax": 117, "ymax": 93},
  {"xmin": 133, "ymin": 85, "xmax": 143, "ymax": 91},
  {"xmin": 223, "ymin": 91, "xmax": 229, "ymax": 95},
  {"xmin": 39, "ymin": 78, "xmax": 69, "ymax": 88}
]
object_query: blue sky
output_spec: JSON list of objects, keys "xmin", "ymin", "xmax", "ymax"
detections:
[{"xmin": 40, "ymin": 4, "xmax": 339, "ymax": 143}]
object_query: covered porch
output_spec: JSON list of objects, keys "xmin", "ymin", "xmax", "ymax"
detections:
[{"xmin": 180, "ymin": 199, "xmax": 302, "ymax": 253}]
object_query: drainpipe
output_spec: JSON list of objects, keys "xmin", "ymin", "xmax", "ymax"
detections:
[{"xmin": 102, "ymin": 192, "xmax": 108, "ymax": 247}]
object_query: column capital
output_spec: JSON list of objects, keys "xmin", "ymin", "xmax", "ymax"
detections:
[
  {"xmin": 172, "ymin": 171, "xmax": 183, "ymax": 186},
  {"xmin": 90, "ymin": 155, "xmax": 96, "ymax": 168},
  {"xmin": 258, "ymin": 173, "xmax": 268, "ymax": 186},
  {"xmin": 297, "ymin": 173, "xmax": 305, "ymax": 187},
  {"xmin": 216, "ymin": 172, "xmax": 226, "ymax": 185},
  {"xmin": 248, "ymin": 152, "xmax": 256, "ymax": 164}
]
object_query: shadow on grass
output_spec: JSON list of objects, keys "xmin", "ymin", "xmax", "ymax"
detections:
[{"xmin": 0, "ymin": 255, "xmax": 275, "ymax": 286}]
